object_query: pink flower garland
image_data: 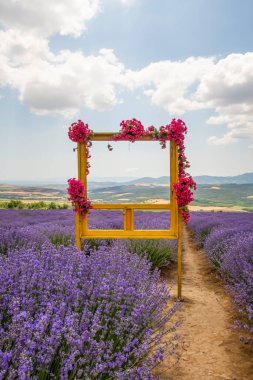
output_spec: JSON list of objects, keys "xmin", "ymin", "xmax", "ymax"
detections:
[
  {"xmin": 113, "ymin": 118, "xmax": 145, "ymax": 142},
  {"xmin": 173, "ymin": 174, "xmax": 196, "ymax": 223},
  {"xmin": 67, "ymin": 118, "xmax": 196, "ymax": 223},
  {"xmin": 168, "ymin": 119, "xmax": 196, "ymax": 223},
  {"xmin": 68, "ymin": 120, "xmax": 93, "ymax": 143},
  {"xmin": 146, "ymin": 119, "xmax": 196, "ymax": 223},
  {"xmin": 67, "ymin": 178, "xmax": 93, "ymax": 215},
  {"xmin": 68, "ymin": 120, "xmax": 93, "ymax": 175}
]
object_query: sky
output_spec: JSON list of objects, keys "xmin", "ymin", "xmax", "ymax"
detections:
[{"xmin": 0, "ymin": 0, "xmax": 253, "ymax": 182}]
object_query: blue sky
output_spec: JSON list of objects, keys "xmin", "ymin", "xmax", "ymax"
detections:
[{"xmin": 0, "ymin": 0, "xmax": 253, "ymax": 182}]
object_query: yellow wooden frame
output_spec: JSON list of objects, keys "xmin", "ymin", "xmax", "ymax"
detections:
[{"xmin": 75, "ymin": 133, "xmax": 182, "ymax": 298}]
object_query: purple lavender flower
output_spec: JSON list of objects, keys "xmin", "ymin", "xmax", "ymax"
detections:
[
  {"xmin": 0, "ymin": 210, "xmax": 178, "ymax": 379},
  {"xmin": 189, "ymin": 211, "xmax": 253, "ymax": 342}
]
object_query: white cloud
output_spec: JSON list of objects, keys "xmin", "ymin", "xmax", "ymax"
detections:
[
  {"xmin": 0, "ymin": 0, "xmax": 123, "ymax": 116},
  {"xmin": 196, "ymin": 53, "xmax": 253, "ymax": 144},
  {"xmin": 125, "ymin": 57, "xmax": 215, "ymax": 114},
  {"xmin": 0, "ymin": 0, "xmax": 101, "ymax": 37},
  {"xmin": 126, "ymin": 53, "xmax": 253, "ymax": 144},
  {"xmin": 0, "ymin": 29, "xmax": 125, "ymax": 116},
  {"xmin": 0, "ymin": 1, "xmax": 253, "ymax": 143},
  {"xmin": 208, "ymin": 134, "xmax": 237, "ymax": 146},
  {"xmin": 18, "ymin": 49, "xmax": 125, "ymax": 116}
]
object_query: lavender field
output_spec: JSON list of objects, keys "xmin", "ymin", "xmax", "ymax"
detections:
[
  {"xmin": 189, "ymin": 212, "xmax": 253, "ymax": 342},
  {"xmin": 0, "ymin": 209, "xmax": 178, "ymax": 379},
  {"xmin": 1, "ymin": 209, "xmax": 253, "ymax": 379}
]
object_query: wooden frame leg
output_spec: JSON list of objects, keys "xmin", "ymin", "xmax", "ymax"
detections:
[
  {"xmin": 75, "ymin": 212, "xmax": 81, "ymax": 249},
  {"xmin": 177, "ymin": 211, "xmax": 182, "ymax": 299}
]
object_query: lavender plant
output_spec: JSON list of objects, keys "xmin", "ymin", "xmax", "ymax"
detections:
[
  {"xmin": 189, "ymin": 212, "xmax": 253, "ymax": 343},
  {"xmin": 0, "ymin": 226, "xmax": 47, "ymax": 255},
  {"xmin": 0, "ymin": 210, "xmax": 179, "ymax": 379},
  {"xmin": 42, "ymin": 225, "xmax": 75, "ymax": 247},
  {"xmin": 126, "ymin": 239, "xmax": 176, "ymax": 269},
  {"xmin": 221, "ymin": 235, "xmax": 253, "ymax": 337}
]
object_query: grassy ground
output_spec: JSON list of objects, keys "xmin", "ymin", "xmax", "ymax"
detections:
[{"xmin": 0, "ymin": 183, "xmax": 253, "ymax": 210}]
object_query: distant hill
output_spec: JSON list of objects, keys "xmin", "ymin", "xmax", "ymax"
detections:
[
  {"xmin": 0, "ymin": 184, "xmax": 67, "ymax": 202},
  {"xmin": 1, "ymin": 172, "xmax": 253, "ymax": 212},
  {"xmin": 1, "ymin": 172, "xmax": 253, "ymax": 186},
  {"xmin": 128, "ymin": 176, "xmax": 169, "ymax": 185},
  {"xmin": 193, "ymin": 183, "xmax": 253, "ymax": 211},
  {"xmin": 127, "ymin": 172, "xmax": 253, "ymax": 185},
  {"xmin": 194, "ymin": 172, "xmax": 253, "ymax": 184}
]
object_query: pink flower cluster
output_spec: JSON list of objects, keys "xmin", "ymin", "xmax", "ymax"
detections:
[
  {"xmin": 173, "ymin": 175, "xmax": 197, "ymax": 223},
  {"xmin": 113, "ymin": 118, "xmax": 145, "ymax": 143},
  {"xmin": 165, "ymin": 120, "xmax": 196, "ymax": 223},
  {"xmin": 146, "ymin": 119, "xmax": 196, "ymax": 222},
  {"xmin": 68, "ymin": 120, "xmax": 93, "ymax": 143},
  {"xmin": 68, "ymin": 120, "xmax": 93, "ymax": 174},
  {"xmin": 168, "ymin": 121, "xmax": 196, "ymax": 222},
  {"xmin": 164, "ymin": 119, "xmax": 187, "ymax": 149},
  {"xmin": 146, "ymin": 119, "xmax": 187, "ymax": 149},
  {"xmin": 67, "ymin": 178, "xmax": 93, "ymax": 215}
]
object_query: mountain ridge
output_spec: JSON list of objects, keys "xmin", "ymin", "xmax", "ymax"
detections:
[
  {"xmin": 1, "ymin": 172, "xmax": 253, "ymax": 187},
  {"xmin": 126, "ymin": 172, "xmax": 253, "ymax": 185}
]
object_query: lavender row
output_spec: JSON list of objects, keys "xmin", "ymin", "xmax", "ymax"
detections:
[
  {"xmin": 0, "ymin": 210, "xmax": 176, "ymax": 270},
  {"xmin": 0, "ymin": 209, "xmax": 171, "ymax": 230},
  {"xmin": 188, "ymin": 212, "xmax": 253, "ymax": 340},
  {"xmin": 0, "ymin": 210, "xmax": 178, "ymax": 379}
]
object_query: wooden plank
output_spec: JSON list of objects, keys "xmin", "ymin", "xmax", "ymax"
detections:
[
  {"xmin": 177, "ymin": 211, "xmax": 183, "ymax": 298},
  {"xmin": 78, "ymin": 143, "xmax": 88, "ymax": 233},
  {"xmin": 81, "ymin": 230, "xmax": 177, "ymax": 239},
  {"xmin": 124, "ymin": 208, "xmax": 134, "ymax": 230},
  {"xmin": 170, "ymin": 141, "xmax": 178, "ymax": 234},
  {"xmin": 75, "ymin": 212, "xmax": 81, "ymax": 248},
  {"xmin": 91, "ymin": 203, "xmax": 170, "ymax": 210},
  {"xmin": 75, "ymin": 144, "xmax": 83, "ymax": 247},
  {"xmin": 90, "ymin": 133, "xmax": 157, "ymax": 141}
]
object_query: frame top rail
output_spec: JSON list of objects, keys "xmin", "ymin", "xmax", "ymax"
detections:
[
  {"xmin": 89, "ymin": 133, "xmax": 158, "ymax": 141},
  {"xmin": 92, "ymin": 203, "xmax": 170, "ymax": 209}
]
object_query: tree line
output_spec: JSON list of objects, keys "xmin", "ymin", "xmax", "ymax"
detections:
[{"xmin": 0, "ymin": 200, "xmax": 68, "ymax": 210}]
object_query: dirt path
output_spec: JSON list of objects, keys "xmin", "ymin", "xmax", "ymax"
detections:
[{"xmin": 156, "ymin": 228, "xmax": 253, "ymax": 380}]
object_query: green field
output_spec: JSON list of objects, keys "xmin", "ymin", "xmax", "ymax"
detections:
[{"xmin": 0, "ymin": 182, "xmax": 253, "ymax": 211}]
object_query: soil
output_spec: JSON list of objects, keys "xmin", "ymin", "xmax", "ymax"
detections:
[{"xmin": 155, "ymin": 227, "xmax": 253, "ymax": 380}]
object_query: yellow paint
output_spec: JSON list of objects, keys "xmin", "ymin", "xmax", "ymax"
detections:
[
  {"xmin": 75, "ymin": 135, "xmax": 182, "ymax": 298},
  {"xmin": 92, "ymin": 204, "xmax": 171, "ymax": 209},
  {"xmin": 90, "ymin": 132, "xmax": 156, "ymax": 141},
  {"xmin": 177, "ymin": 211, "xmax": 182, "ymax": 299}
]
